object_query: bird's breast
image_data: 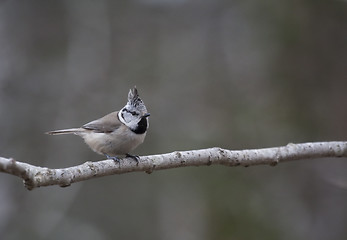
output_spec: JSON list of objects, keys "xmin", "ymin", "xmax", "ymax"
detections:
[{"xmin": 81, "ymin": 124, "xmax": 146, "ymax": 156}]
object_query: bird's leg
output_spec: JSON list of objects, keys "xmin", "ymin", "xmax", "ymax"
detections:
[
  {"xmin": 105, "ymin": 154, "xmax": 120, "ymax": 163},
  {"xmin": 125, "ymin": 153, "xmax": 140, "ymax": 164}
]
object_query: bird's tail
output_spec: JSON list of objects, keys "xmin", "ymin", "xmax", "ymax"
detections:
[{"xmin": 45, "ymin": 128, "xmax": 84, "ymax": 135}]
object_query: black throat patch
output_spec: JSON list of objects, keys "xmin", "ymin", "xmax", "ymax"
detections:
[{"xmin": 131, "ymin": 117, "xmax": 148, "ymax": 134}]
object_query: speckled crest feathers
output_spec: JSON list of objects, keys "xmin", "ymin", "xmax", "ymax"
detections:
[{"xmin": 126, "ymin": 86, "xmax": 147, "ymax": 114}]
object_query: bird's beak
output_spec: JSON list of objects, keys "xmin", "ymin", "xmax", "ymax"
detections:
[{"xmin": 143, "ymin": 113, "xmax": 151, "ymax": 118}]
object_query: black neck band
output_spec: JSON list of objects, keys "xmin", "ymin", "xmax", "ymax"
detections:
[{"xmin": 131, "ymin": 117, "xmax": 148, "ymax": 134}]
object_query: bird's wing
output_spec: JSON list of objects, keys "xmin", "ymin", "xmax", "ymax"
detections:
[{"xmin": 82, "ymin": 111, "xmax": 122, "ymax": 133}]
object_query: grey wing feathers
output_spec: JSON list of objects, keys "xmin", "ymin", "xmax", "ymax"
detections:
[{"xmin": 82, "ymin": 111, "xmax": 121, "ymax": 133}]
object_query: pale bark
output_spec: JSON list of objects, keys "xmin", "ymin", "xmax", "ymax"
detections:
[{"xmin": 0, "ymin": 141, "xmax": 346, "ymax": 190}]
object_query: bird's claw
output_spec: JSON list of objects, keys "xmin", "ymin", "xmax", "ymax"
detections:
[
  {"xmin": 126, "ymin": 153, "xmax": 140, "ymax": 164},
  {"xmin": 105, "ymin": 154, "xmax": 120, "ymax": 163}
]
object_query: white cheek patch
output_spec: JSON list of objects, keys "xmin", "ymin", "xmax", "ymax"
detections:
[
  {"xmin": 118, "ymin": 111, "xmax": 127, "ymax": 125},
  {"xmin": 118, "ymin": 110, "xmax": 138, "ymax": 130}
]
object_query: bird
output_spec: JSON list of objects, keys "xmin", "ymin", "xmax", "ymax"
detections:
[{"xmin": 46, "ymin": 87, "xmax": 150, "ymax": 162}]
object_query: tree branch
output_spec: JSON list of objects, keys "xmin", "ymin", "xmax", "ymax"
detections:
[{"xmin": 1, "ymin": 141, "xmax": 346, "ymax": 190}]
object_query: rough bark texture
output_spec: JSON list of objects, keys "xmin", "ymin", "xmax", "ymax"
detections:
[{"xmin": 1, "ymin": 141, "xmax": 346, "ymax": 190}]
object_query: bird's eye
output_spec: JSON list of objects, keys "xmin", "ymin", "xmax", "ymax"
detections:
[{"xmin": 122, "ymin": 108, "xmax": 138, "ymax": 116}]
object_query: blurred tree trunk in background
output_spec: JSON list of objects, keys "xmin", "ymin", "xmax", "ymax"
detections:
[{"xmin": 0, "ymin": 1, "xmax": 346, "ymax": 240}]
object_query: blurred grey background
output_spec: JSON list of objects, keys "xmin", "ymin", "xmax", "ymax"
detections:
[{"xmin": 0, "ymin": 0, "xmax": 346, "ymax": 239}]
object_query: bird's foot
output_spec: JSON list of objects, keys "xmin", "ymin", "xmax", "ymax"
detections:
[
  {"xmin": 105, "ymin": 154, "xmax": 121, "ymax": 163},
  {"xmin": 126, "ymin": 153, "xmax": 140, "ymax": 164}
]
